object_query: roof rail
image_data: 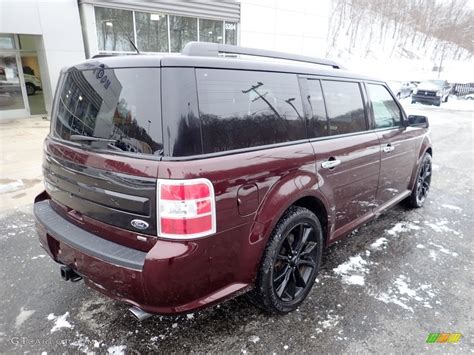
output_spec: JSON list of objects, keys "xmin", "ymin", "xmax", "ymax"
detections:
[{"xmin": 181, "ymin": 42, "xmax": 345, "ymax": 70}]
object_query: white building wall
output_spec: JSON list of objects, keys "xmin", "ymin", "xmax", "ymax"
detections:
[
  {"xmin": 239, "ymin": 0, "xmax": 330, "ymax": 57},
  {"xmin": 0, "ymin": 0, "xmax": 86, "ymax": 114}
]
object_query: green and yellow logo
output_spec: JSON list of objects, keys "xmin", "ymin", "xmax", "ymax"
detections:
[{"xmin": 426, "ymin": 333, "xmax": 462, "ymax": 344}]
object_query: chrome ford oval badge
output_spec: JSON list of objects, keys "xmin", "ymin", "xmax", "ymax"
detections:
[{"xmin": 131, "ymin": 219, "xmax": 149, "ymax": 230}]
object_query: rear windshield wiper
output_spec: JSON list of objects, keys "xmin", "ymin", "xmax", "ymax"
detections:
[
  {"xmin": 70, "ymin": 135, "xmax": 128, "ymax": 152},
  {"xmin": 70, "ymin": 135, "xmax": 116, "ymax": 143}
]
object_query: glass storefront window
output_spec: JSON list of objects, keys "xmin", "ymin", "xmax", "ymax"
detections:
[
  {"xmin": 225, "ymin": 22, "xmax": 237, "ymax": 45},
  {"xmin": 169, "ymin": 15, "xmax": 197, "ymax": 52},
  {"xmin": 199, "ymin": 19, "xmax": 223, "ymax": 44},
  {"xmin": 95, "ymin": 7, "xmax": 134, "ymax": 52},
  {"xmin": 136, "ymin": 12, "xmax": 169, "ymax": 52},
  {"xmin": 0, "ymin": 34, "xmax": 16, "ymax": 50},
  {"xmin": 0, "ymin": 54, "xmax": 25, "ymax": 111}
]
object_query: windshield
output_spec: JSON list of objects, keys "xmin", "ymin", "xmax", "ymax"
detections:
[
  {"xmin": 52, "ymin": 64, "xmax": 163, "ymax": 155},
  {"xmin": 419, "ymin": 80, "xmax": 445, "ymax": 88}
]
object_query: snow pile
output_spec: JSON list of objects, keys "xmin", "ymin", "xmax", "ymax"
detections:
[
  {"xmin": 15, "ymin": 307, "xmax": 35, "ymax": 329},
  {"xmin": 333, "ymin": 255, "xmax": 371, "ymax": 286},
  {"xmin": 370, "ymin": 237, "xmax": 388, "ymax": 250},
  {"xmin": 47, "ymin": 312, "xmax": 73, "ymax": 333},
  {"xmin": 248, "ymin": 335, "xmax": 260, "ymax": 344},
  {"xmin": 386, "ymin": 222, "xmax": 420, "ymax": 237},
  {"xmin": 107, "ymin": 345, "xmax": 127, "ymax": 355}
]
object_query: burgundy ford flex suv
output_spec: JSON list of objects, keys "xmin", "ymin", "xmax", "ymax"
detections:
[{"xmin": 34, "ymin": 42, "xmax": 432, "ymax": 319}]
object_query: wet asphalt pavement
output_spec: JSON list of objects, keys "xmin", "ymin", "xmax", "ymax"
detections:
[{"xmin": 0, "ymin": 101, "xmax": 473, "ymax": 354}]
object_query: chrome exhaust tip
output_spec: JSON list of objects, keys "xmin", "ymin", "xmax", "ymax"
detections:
[{"xmin": 129, "ymin": 306, "xmax": 153, "ymax": 321}]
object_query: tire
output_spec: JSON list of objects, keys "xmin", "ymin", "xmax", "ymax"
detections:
[
  {"xmin": 26, "ymin": 83, "xmax": 36, "ymax": 96},
  {"xmin": 396, "ymin": 93, "xmax": 401, "ymax": 99},
  {"xmin": 435, "ymin": 100, "xmax": 441, "ymax": 106},
  {"xmin": 406, "ymin": 153, "xmax": 432, "ymax": 208},
  {"xmin": 444, "ymin": 95, "xmax": 449, "ymax": 103},
  {"xmin": 411, "ymin": 100, "xmax": 416, "ymax": 104},
  {"xmin": 249, "ymin": 206, "xmax": 324, "ymax": 314}
]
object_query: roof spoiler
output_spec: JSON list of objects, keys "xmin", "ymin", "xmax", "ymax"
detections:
[{"xmin": 181, "ymin": 42, "xmax": 345, "ymax": 70}]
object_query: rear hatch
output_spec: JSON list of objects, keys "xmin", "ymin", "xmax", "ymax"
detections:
[{"xmin": 44, "ymin": 61, "xmax": 163, "ymax": 244}]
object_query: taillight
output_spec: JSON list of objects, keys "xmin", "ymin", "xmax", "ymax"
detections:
[{"xmin": 157, "ymin": 178, "xmax": 216, "ymax": 239}]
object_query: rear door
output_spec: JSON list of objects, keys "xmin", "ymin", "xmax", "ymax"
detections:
[
  {"xmin": 365, "ymin": 82, "xmax": 417, "ymax": 207},
  {"xmin": 302, "ymin": 78, "xmax": 381, "ymax": 240}
]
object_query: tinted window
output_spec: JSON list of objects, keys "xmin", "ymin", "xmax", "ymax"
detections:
[
  {"xmin": 367, "ymin": 84, "xmax": 402, "ymax": 129},
  {"xmin": 53, "ymin": 64, "xmax": 163, "ymax": 155},
  {"xmin": 162, "ymin": 68, "xmax": 202, "ymax": 157},
  {"xmin": 306, "ymin": 79, "xmax": 328, "ymax": 137},
  {"xmin": 196, "ymin": 69, "xmax": 306, "ymax": 153},
  {"xmin": 321, "ymin": 80, "xmax": 366, "ymax": 135}
]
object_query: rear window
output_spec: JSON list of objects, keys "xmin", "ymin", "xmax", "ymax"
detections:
[
  {"xmin": 321, "ymin": 80, "xmax": 367, "ymax": 135},
  {"xmin": 53, "ymin": 65, "xmax": 163, "ymax": 155},
  {"xmin": 196, "ymin": 69, "xmax": 306, "ymax": 153}
]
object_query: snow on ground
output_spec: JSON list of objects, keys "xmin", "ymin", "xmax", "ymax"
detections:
[
  {"xmin": 0, "ymin": 180, "xmax": 24, "ymax": 194},
  {"xmin": 31, "ymin": 255, "xmax": 46, "ymax": 260},
  {"xmin": 369, "ymin": 237, "xmax": 388, "ymax": 250},
  {"xmin": 385, "ymin": 222, "xmax": 420, "ymax": 236},
  {"xmin": 400, "ymin": 96, "xmax": 474, "ymax": 112},
  {"xmin": 373, "ymin": 275, "xmax": 437, "ymax": 313},
  {"xmin": 15, "ymin": 307, "xmax": 35, "ymax": 329},
  {"xmin": 428, "ymin": 242, "xmax": 459, "ymax": 257},
  {"xmin": 424, "ymin": 219, "xmax": 461, "ymax": 236},
  {"xmin": 107, "ymin": 345, "xmax": 127, "ymax": 355},
  {"xmin": 333, "ymin": 255, "xmax": 371, "ymax": 286},
  {"xmin": 441, "ymin": 204, "xmax": 462, "ymax": 211},
  {"xmin": 47, "ymin": 312, "xmax": 73, "ymax": 333},
  {"xmin": 248, "ymin": 335, "xmax": 260, "ymax": 343}
]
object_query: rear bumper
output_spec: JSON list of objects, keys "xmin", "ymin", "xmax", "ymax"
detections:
[{"xmin": 34, "ymin": 200, "xmax": 260, "ymax": 314}]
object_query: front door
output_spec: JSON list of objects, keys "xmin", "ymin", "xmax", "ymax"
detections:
[
  {"xmin": 365, "ymin": 83, "xmax": 418, "ymax": 207},
  {"xmin": 303, "ymin": 78, "xmax": 381, "ymax": 240}
]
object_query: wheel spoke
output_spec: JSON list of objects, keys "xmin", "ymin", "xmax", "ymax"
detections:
[
  {"xmin": 276, "ymin": 253, "xmax": 287, "ymax": 261},
  {"xmin": 297, "ymin": 226, "xmax": 311, "ymax": 253},
  {"xmin": 274, "ymin": 265, "xmax": 289, "ymax": 283},
  {"xmin": 282, "ymin": 237, "xmax": 293, "ymax": 255},
  {"xmin": 276, "ymin": 267, "xmax": 292, "ymax": 297},
  {"xmin": 294, "ymin": 267, "xmax": 306, "ymax": 288},
  {"xmin": 300, "ymin": 241, "xmax": 317, "ymax": 257},
  {"xmin": 298, "ymin": 259, "xmax": 316, "ymax": 269},
  {"xmin": 287, "ymin": 272, "xmax": 297, "ymax": 299}
]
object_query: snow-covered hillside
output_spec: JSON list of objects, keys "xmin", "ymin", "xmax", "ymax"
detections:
[{"xmin": 326, "ymin": 0, "xmax": 474, "ymax": 82}]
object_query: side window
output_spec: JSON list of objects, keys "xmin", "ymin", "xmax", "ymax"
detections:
[
  {"xmin": 321, "ymin": 80, "xmax": 367, "ymax": 135},
  {"xmin": 196, "ymin": 69, "xmax": 306, "ymax": 153},
  {"xmin": 367, "ymin": 84, "xmax": 402, "ymax": 129},
  {"xmin": 306, "ymin": 79, "xmax": 329, "ymax": 138}
]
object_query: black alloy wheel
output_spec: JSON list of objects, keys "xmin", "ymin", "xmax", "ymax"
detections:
[
  {"xmin": 416, "ymin": 155, "xmax": 432, "ymax": 205},
  {"xmin": 406, "ymin": 153, "xmax": 432, "ymax": 208},
  {"xmin": 249, "ymin": 206, "xmax": 323, "ymax": 314},
  {"xmin": 273, "ymin": 222, "xmax": 318, "ymax": 302}
]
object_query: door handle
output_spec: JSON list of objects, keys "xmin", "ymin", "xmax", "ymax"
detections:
[
  {"xmin": 321, "ymin": 159, "xmax": 341, "ymax": 169},
  {"xmin": 383, "ymin": 144, "xmax": 395, "ymax": 153}
]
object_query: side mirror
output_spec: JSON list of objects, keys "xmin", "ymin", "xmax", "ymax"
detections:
[{"xmin": 408, "ymin": 115, "xmax": 429, "ymax": 128}]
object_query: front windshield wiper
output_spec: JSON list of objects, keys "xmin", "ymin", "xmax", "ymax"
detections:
[{"xmin": 70, "ymin": 135, "xmax": 116, "ymax": 143}]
